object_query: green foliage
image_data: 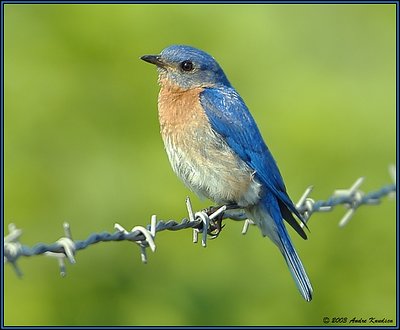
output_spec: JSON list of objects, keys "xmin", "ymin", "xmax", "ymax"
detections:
[{"xmin": 4, "ymin": 3, "xmax": 396, "ymax": 326}]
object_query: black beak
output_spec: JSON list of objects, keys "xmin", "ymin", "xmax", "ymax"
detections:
[{"xmin": 140, "ymin": 54, "xmax": 165, "ymax": 67}]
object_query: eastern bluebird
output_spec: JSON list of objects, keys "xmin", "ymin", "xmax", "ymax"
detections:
[{"xmin": 141, "ymin": 45, "xmax": 313, "ymax": 301}]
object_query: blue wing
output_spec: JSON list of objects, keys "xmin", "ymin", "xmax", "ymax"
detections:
[{"xmin": 200, "ymin": 87, "xmax": 307, "ymax": 238}]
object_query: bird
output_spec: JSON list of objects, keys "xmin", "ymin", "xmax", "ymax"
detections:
[{"xmin": 141, "ymin": 45, "xmax": 313, "ymax": 301}]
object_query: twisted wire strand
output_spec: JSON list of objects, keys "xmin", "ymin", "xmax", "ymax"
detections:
[{"xmin": 4, "ymin": 166, "xmax": 396, "ymax": 277}]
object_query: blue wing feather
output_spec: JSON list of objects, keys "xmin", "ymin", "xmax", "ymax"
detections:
[{"xmin": 200, "ymin": 87, "xmax": 307, "ymax": 237}]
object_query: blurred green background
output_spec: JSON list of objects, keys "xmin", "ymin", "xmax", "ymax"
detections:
[{"xmin": 4, "ymin": 3, "xmax": 396, "ymax": 326}]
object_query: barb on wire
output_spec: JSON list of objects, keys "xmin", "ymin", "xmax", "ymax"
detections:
[
  {"xmin": 295, "ymin": 164, "xmax": 397, "ymax": 228},
  {"xmin": 4, "ymin": 166, "xmax": 396, "ymax": 277}
]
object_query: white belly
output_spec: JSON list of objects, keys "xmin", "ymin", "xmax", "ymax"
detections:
[{"xmin": 162, "ymin": 128, "xmax": 262, "ymax": 207}]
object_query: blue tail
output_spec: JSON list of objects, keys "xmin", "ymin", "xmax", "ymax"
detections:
[
  {"xmin": 276, "ymin": 223, "xmax": 313, "ymax": 301},
  {"xmin": 246, "ymin": 194, "xmax": 313, "ymax": 301}
]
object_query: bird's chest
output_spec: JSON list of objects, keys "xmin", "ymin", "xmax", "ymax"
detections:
[
  {"xmin": 158, "ymin": 86, "xmax": 207, "ymax": 135},
  {"xmin": 157, "ymin": 86, "xmax": 216, "ymax": 176}
]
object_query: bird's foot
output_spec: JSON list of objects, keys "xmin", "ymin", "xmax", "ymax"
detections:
[{"xmin": 204, "ymin": 204, "xmax": 240, "ymax": 238}]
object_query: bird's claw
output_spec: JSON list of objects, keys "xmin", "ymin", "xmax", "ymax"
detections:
[
  {"xmin": 208, "ymin": 222, "xmax": 225, "ymax": 238},
  {"xmin": 203, "ymin": 205, "xmax": 229, "ymax": 238}
]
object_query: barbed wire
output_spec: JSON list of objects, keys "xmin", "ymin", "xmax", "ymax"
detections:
[{"xmin": 4, "ymin": 165, "xmax": 396, "ymax": 277}]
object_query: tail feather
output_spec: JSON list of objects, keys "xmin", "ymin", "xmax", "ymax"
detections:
[
  {"xmin": 247, "ymin": 195, "xmax": 313, "ymax": 301},
  {"xmin": 278, "ymin": 227, "xmax": 313, "ymax": 301}
]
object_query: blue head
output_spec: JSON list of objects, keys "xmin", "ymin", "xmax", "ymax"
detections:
[{"xmin": 141, "ymin": 45, "xmax": 231, "ymax": 90}]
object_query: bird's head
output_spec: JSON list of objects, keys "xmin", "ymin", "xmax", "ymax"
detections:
[{"xmin": 141, "ymin": 45, "xmax": 231, "ymax": 90}]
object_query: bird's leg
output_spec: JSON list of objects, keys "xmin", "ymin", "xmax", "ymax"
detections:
[{"xmin": 204, "ymin": 203, "xmax": 241, "ymax": 238}]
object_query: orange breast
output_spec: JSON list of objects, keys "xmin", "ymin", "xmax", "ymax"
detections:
[{"xmin": 158, "ymin": 85, "xmax": 208, "ymax": 137}]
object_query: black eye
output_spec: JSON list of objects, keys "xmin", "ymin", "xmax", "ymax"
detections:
[{"xmin": 180, "ymin": 60, "xmax": 194, "ymax": 72}]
